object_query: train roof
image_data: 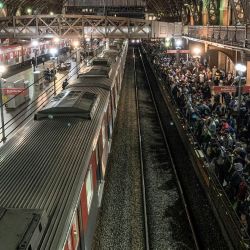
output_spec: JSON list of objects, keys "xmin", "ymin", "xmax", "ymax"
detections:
[
  {"xmin": 103, "ymin": 48, "xmax": 119, "ymax": 54},
  {"xmin": 92, "ymin": 58, "xmax": 110, "ymax": 67},
  {"xmin": 78, "ymin": 65, "xmax": 111, "ymax": 78},
  {"xmin": 102, "ymin": 49, "xmax": 120, "ymax": 63},
  {"xmin": 35, "ymin": 90, "xmax": 100, "ymax": 120},
  {"xmin": 78, "ymin": 49, "xmax": 123, "ymax": 82},
  {"xmin": 69, "ymin": 77, "xmax": 113, "ymax": 90},
  {"xmin": 0, "ymin": 86, "xmax": 110, "ymax": 250}
]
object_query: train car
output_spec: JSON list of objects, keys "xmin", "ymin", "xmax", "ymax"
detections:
[
  {"xmin": 0, "ymin": 40, "xmax": 128, "ymax": 250},
  {"xmin": 0, "ymin": 40, "xmax": 67, "ymax": 67},
  {"xmin": 78, "ymin": 46, "xmax": 125, "ymax": 124}
]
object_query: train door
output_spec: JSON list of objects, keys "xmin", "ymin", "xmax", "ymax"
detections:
[
  {"xmin": 107, "ymin": 101, "xmax": 113, "ymax": 150},
  {"xmin": 78, "ymin": 166, "xmax": 95, "ymax": 250},
  {"xmin": 112, "ymin": 87, "xmax": 116, "ymax": 114},
  {"xmin": 77, "ymin": 206, "xmax": 85, "ymax": 250},
  {"xmin": 64, "ymin": 210, "xmax": 81, "ymax": 250},
  {"xmin": 95, "ymin": 145, "xmax": 103, "ymax": 187},
  {"xmin": 95, "ymin": 143, "xmax": 105, "ymax": 208},
  {"xmin": 116, "ymin": 76, "xmax": 120, "ymax": 103},
  {"xmin": 71, "ymin": 212, "xmax": 80, "ymax": 249}
]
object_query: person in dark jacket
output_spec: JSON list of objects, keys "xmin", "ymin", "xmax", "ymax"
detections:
[
  {"xmin": 62, "ymin": 79, "xmax": 68, "ymax": 90},
  {"xmin": 31, "ymin": 57, "xmax": 36, "ymax": 71},
  {"xmin": 227, "ymin": 163, "xmax": 243, "ymax": 201}
]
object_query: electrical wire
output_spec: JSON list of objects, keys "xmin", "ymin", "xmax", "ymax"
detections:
[{"xmin": 0, "ymin": 47, "xmax": 102, "ymax": 142}]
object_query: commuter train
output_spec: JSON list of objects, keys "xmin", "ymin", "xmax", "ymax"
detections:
[
  {"xmin": 0, "ymin": 40, "xmax": 67, "ymax": 66},
  {"xmin": 0, "ymin": 40, "xmax": 128, "ymax": 250}
]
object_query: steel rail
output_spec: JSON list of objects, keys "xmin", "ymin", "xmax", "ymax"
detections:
[
  {"xmin": 137, "ymin": 46, "xmax": 200, "ymax": 250},
  {"xmin": 133, "ymin": 47, "xmax": 150, "ymax": 250}
]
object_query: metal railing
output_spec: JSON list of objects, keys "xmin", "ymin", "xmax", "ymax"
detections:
[
  {"xmin": 0, "ymin": 47, "xmax": 104, "ymax": 144},
  {"xmin": 183, "ymin": 25, "xmax": 250, "ymax": 49},
  {"xmin": 0, "ymin": 14, "xmax": 152, "ymax": 39}
]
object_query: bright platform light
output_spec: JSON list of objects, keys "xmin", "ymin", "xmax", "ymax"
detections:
[
  {"xmin": 73, "ymin": 40, "xmax": 80, "ymax": 47},
  {"xmin": 0, "ymin": 65, "xmax": 6, "ymax": 74},
  {"xmin": 175, "ymin": 39, "xmax": 182, "ymax": 48},
  {"xmin": 193, "ymin": 47, "xmax": 201, "ymax": 55},
  {"xmin": 235, "ymin": 63, "xmax": 246, "ymax": 73},
  {"xmin": 32, "ymin": 40, "xmax": 39, "ymax": 47},
  {"xmin": 50, "ymin": 48, "xmax": 58, "ymax": 55},
  {"xmin": 53, "ymin": 37, "xmax": 60, "ymax": 43}
]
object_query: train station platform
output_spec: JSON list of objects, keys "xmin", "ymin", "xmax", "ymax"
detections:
[{"xmin": 0, "ymin": 58, "xmax": 81, "ymax": 146}]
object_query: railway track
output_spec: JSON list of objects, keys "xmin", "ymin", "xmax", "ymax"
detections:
[
  {"xmin": 134, "ymin": 47, "xmax": 198, "ymax": 249},
  {"xmin": 93, "ymin": 46, "xmax": 229, "ymax": 250},
  {"xmin": 92, "ymin": 48, "xmax": 145, "ymax": 250},
  {"xmin": 137, "ymin": 46, "xmax": 230, "ymax": 249}
]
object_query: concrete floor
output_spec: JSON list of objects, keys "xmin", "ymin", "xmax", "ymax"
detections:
[{"xmin": 0, "ymin": 59, "xmax": 84, "ymax": 145}]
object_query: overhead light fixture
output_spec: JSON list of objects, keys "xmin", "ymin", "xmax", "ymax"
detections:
[{"xmin": 27, "ymin": 8, "xmax": 32, "ymax": 14}]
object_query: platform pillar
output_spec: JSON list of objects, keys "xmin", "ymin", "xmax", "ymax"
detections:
[
  {"xmin": 246, "ymin": 61, "xmax": 250, "ymax": 86},
  {"xmin": 202, "ymin": 7, "xmax": 208, "ymax": 25},
  {"xmin": 190, "ymin": 15, "xmax": 194, "ymax": 26},
  {"xmin": 220, "ymin": 0, "xmax": 230, "ymax": 26}
]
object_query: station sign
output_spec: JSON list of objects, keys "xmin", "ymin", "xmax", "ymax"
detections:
[
  {"xmin": 164, "ymin": 50, "xmax": 190, "ymax": 54},
  {"xmin": 244, "ymin": 86, "xmax": 250, "ymax": 93},
  {"xmin": 213, "ymin": 86, "xmax": 250, "ymax": 94},
  {"xmin": 213, "ymin": 86, "xmax": 236, "ymax": 93},
  {"xmin": 2, "ymin": 88, "xmax": 28, "ymax": 96}
]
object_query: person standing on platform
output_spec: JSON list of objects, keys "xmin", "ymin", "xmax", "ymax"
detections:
[
  {"xmin": 31, "ymin": 57, "xmax": 36, "ymax": 71},
  {"xmin": 42, "ymin": 57, "xmax": 45, "ymax": 67},
  {"xmin": 62, "ymin": 79, "xmax": 68, "ymax": 90}
]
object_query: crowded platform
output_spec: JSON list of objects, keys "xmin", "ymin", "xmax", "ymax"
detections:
[{"xmin": 143, "ymin": 40, "xmax": 250, "ymax": 234}]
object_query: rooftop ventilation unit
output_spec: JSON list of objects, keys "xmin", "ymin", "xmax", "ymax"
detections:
[
  {"xmin": 0, "ymin": 208, "xmax": 48, "ymax": 250},
  {"xmin": 35, "ymin": 91, "xmax": 100, "ymax": 120},
  {"xmin": 70, "ymin": 77, "xmax": 112, "ymax": 90},
  {"xmin": 92, "ymin": 58, "xmax": 109, "ymax": 67},
  {"xmin": 78, "ymin": 66, "xmax": 111, "ymax": 78}
]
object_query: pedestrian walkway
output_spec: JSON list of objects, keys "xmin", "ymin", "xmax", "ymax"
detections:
[{"xmin": 0, "ymin": 58, "xmax": 82, "ymax": 145}]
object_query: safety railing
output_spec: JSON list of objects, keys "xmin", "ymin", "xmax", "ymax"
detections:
[{"xmin": 183, "ymin": 25, "xmax": 250, "ymax": 49}]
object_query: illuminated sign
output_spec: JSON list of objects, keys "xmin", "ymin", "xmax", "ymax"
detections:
[
  {"xmin": 213, "ymin": 86, "xmax": 250, "ymax": 94},
  {"xmin": 2, "ymin": 88, "xmax": 28, "ymax": 96},
  {"xmin": 164, "ymin": 50, "xmax": 190, "ymax": 54}
]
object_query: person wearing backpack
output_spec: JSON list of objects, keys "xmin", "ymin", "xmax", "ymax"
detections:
[{"xmin": 62, "ymin": 79, "xmax": 69, "ymax": 90}]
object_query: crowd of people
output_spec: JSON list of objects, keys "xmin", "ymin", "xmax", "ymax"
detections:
[{"xmin": 143, "ymin": 41, "xmax": 250, "ymax": 235}]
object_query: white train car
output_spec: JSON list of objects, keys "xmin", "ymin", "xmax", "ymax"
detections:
[{"xmin": 0, "ymin": 40, "xmax": 128, "ymax": 250}]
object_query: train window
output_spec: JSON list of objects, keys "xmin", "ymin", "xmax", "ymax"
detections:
[
  {"xmin": 86, "ymin": 167, "xmax": 93, "ymax": 213},
  {"xmin": 72, "ymin": 213, "xmax": 80, "ymax": 250},
  {"xmin": 102, "ymin": 122, "xmax": 106, "ymax": 149}
]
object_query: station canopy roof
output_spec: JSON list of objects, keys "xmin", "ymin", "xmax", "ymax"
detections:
[{"xmin": 1, "ymin": 0, "xmax": 185, "ymax": 21}]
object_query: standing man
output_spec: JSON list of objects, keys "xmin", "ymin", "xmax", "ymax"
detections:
[
  {"xmin": 31, "ymin": 57, "xmax": 36, "ymax": 71},
  {"xmin": 42, "ymin": 57, "xmax": 45, "ymax": 67}
]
